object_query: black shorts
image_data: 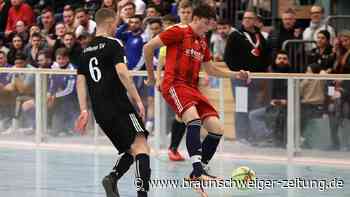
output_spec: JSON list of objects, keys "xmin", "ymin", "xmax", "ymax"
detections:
[{"xmin": 98, "ymin": 110, "xmax": 148, "ymax": 154}]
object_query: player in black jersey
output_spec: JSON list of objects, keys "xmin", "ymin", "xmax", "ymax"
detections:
[{"xmin": 75, "ymin": 8, "xmax": 150, "ymax": 197}]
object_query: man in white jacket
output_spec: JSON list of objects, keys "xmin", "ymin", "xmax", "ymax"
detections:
[{"xmin": 303, "ymin": 5, "xmax": 335, "ymax": 51}]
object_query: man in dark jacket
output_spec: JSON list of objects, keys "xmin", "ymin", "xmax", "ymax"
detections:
[
  {"xmin": 267, "ymin": 8, "xmax": 299, "ymax": 60},
  {"xmin": 224, "ymin": 10, "xmax": 270, "ymax": 145}
]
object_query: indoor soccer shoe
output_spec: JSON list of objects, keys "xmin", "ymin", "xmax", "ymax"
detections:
[
  {"xmin": 168, "ymin": 149, "xmax": 185, "ymax": 161},
  {"xmin": 102, "ymin": 174, "xmax": 120, "ymax": 197}
]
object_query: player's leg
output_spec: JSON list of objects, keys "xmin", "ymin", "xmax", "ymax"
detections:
[
  {"xmin": 181, "ymin": 106, "xmax": 204, "ymax": 178},
  {"xmin": 103, "ymin": 152, "xmax": 134, "ymax": 197},
  {"xmin": 129, "ymin": 134, "xmax": 151, "ymax": 197},
  {"xmin": 145, "ymin": 86, "xmax": 155, "ymax": 134},
  {"xmin": 202, "ymin": 116, "xmax": 224, "ymax": 172},
  {"xmin": 168, "ymin": 114, "xmax": 186, "ymax": 161}
]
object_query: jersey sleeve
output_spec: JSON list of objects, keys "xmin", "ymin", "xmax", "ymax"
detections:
[
  {"xmin": 110, "ymin": 39, "xmax": 127, "ymax": 66},
  {"xmin": 159, "ymin": 26, "xmax": 184, "ymax": 46}
]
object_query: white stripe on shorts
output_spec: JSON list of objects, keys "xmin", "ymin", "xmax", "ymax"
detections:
[
  {"xmin": 169, "ymin": 87, "xmax": 183, "ymax": 112},
  {"xmin": 129, "ymin": 113, "xmax": 144, "ymax": 132}
]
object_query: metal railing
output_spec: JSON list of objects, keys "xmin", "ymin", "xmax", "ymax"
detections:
[
  {"xmin": 1, "ymin": 68, "xmax": 350, "ymax": 164},
  {"xmin": 325, "ymin": 15, "xmax": 350, "ymax": 34}
]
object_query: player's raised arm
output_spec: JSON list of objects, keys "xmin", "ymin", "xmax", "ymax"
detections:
[
  {"xmin": 115, "ymin": 62, "xmax": 145, "ymax": 119},
  {"xmin": 143, "ymin": 35, "xmax": 165, "ymax": 86}
]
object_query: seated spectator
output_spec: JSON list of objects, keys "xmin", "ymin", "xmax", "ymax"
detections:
[
  {"xmin": 62, "ymin": 32, "xmax": 82, "ymax": 68},
  {"xmin": 7, "ymin": 20, "xmax": 29, "ymax": 44},
  {"xmin": 9, "ymin": 52, "xmax": 35, "ymax": 95},
  {"xmin": 39, "ymin": 7, "xmax": 56, "ymax": 38},
  {"xmin": 249, "ymin": 50, "xmax": 291, "ymax": 147},
  {"xmin": 100, "ymin": 0, "xmax": 119, "ymax": 13},
  {"xmin": 7, "ymin": 34, "xmax": 25, "ymax": 65},
  {"xmin": 0, "ymin": 50, "xmax": 14, "ymax": 132},
  {"xmin": 307, "ymin": 30, "xmax": 335, "ymax": 72},
  {"xmin": 62, "ymin": 6, "xmax": 77, "ymax": 33},
  {"xmin": 300, "ymin": 64, "xmax": 327, "ymax": 148},
  {"xmin": 47, "ymin": 22, "xmax": 66, "ymax": 48},
  {"xmin": 75, "ymin": 8, "xmax": 96, "ymax": 38},
  {"xmin": 146, "ymin": 4, "xmax": 161, "ymax": 17},
  {"xmin": 77, "ymin": 32, "xmax": 93, "ymax": 49},
  {"xmin": 5, "ymin": 0, "xmax": 35, "ymax": 37},
  {"xmin": 0, "ymin": 35, "xmax": 9, "ymax": 55},
  {"xmin": 303, "ymin": 5, "xmax": 335, "ymax": 51},
  {"xmin": 255, "ymin": 14, "xmax": 269, "ymax": 39},
  {"xmin": 36, "ymin": 49, "xmax": 53, "ymax": 68},
  {"xmin": 48, "ymin": 48, "xmax": 78, "ymax": 136},
  {"xmin": 23, "ymin": 32, "xmax": 45, "ymax": 67},
  {"xmin": 118, "ymin": 1, "xmax": 136, "ymax": 25}
]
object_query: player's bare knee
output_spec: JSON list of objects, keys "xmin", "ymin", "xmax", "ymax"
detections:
[{"xmin": 203, "ymin": 116, "xmax": 224, "ymax": 135}]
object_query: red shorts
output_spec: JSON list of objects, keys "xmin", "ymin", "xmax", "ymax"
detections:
[{"xmin": 162, "ymin": 84, "xmax": 219, "ymax": 120}]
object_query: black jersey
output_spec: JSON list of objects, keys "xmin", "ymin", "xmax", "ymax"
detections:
[{"xmin": 78, "ymin": 36, "xmax": 134, "ymax": 122}]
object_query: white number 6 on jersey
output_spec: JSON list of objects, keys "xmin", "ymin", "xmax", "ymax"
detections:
[{"xmin": 89, "ymin": 57, "xmax": 102, "ymax": 82}]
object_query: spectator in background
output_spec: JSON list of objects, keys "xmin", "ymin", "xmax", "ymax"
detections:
[
  {"xmin": 0, "ymin": 0, "xmax": 11, "ymax": 33},
  {"xmin": 63, "ymin": 7, "xmax": 76, "ymax": 33},
  {"xmin": 7, "ymin": 20, "xmax": 30, "ymax": 44},
  {"xmin": 7, "ymin": 34, "xmax": 25, "ymax": 65},
  {"xmin": 48, "ymin": 48, "xmax": 78, "ymax": 136},
  {"xmin": 40, "ymin": 7, "xmax": 56, "ymax": 38},
  {"xmin": 62, "ymin": 32, "xmax": 82, "ymax": 68},
  {"xmin": 10, "ymin": 52, "xmax": 35, "ymax": 95},
  {"xmin": 23, "ymin": 32, "xmax": 44, "ymax": 67},
  {"xmin": 0, "ymin": 50, "xmax": 14, "ymax": 133},
  {"xmin": 36, "ymin": 49, "xmax": 53, "ymax": 68},
  {"xmin": 146, "ymin": 4, "xmax": 161, "ymax": 17},
  {"xmin": 47, "ymin": 22, "xmax": 67, "ymax": 48},
  {"xmin": 268, "ymin": 8, "xmax": 298, "ymax": 60},
  {"xmin": 177, "ymin": 0, "xmax": 193, "ymax": 25},
  {"xmin": 249, "ymin": 50, "xmax": 291, "ymax": 147},
  {"xmin": 5, "ymin": 0, "xmax": 35, "ymax": 37},
  {"xmin": 307, "ymin": 30, "xmax": 335, "ymax": 72},
  {"xmin": 210, "ymin": 19, "xmax": 233, "ymax": 62},
  {"xmin": 0, "ymin": 35, "xmax": 9, "ymax": 55},
  {"xmin": 224, "ymin": 10, "xmax": 270, "ymax": 145},
  {"xmin": 75, "ymin": 8, "xmax": 96, "ymax": 38},
  {"xmin": 100, "ymin": 0, "xmax": 120, "ymax": 13},
  {"xmin": 118, "ymin": 1, "xmax": 136, "ymax": 24},
  {"xmin": 77, "ymin": 32, "xmax": 93, "ymax": 49},
  {"xmin": 116, "ymin": 15, "xmax": 144, "ymax": 71},
  {"xmin": 303, "ymin": 5, "xmax": 335, "ymax": 51},
  {"xmin": 144, "ymin": 17, "xmax": 162, "ymax": 134},
  {"xmin": 299, "ymin": 63, "xmax": 327, "ymax": 148},
  {"xmin": 255, "ymin": 14, "xmax": 268, "ymax": 39}
]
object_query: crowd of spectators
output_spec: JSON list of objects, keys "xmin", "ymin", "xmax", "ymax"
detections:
[{"xmin": 0, "ymin": 0, "xmax": 349, "ymax": 151}]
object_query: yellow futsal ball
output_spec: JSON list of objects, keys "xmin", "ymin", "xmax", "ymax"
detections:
[{"xmin": 231, "ymin": 166, "xmax": 256, "ymax": 190}]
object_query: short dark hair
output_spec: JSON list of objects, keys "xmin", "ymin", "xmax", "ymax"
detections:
[
  {"xmin": 162, "ymin": 14, "xmax": 177, "ymax": 24},
  {"xmin": 318, "ymin": 30, "xmax": 331, "ymax": 41},
  {"xmin": 95, "ymin": 8, "xmax": 116, "ymax": 25},
  {"xmin": 75, "ymin": 7, "xmax": 88, "ymax": 15},
  {"xmin": 130, "ymin": 14, "xmax": 144, "ymax": 22},
  {"xmin": 217, "ymin": 19, "xmax": 231, "ymax": 26},
  {"xmin": 192, "ymin": 4, "xmax": 216, "ymax": 20},
  {"xmin": 64, "ymin": 32, "xmax": 75, "ymax": 38},
  {"xmin": 31, "ymin": 32, "xmax": 42, "ymax": 39},
  {"xmin": 14, "ymin": 52, "xmax": 27, "ymax": 61},
  {"xmin": 37, "ymin": 49, "xmax": 52, "ymax": 59},
  {"xmin": 147, "ymin": 4, "xmax": 161, "ymax": 13},
  {"xmin": 283, "ymin": 8, "xmax": 296, "ymax": 15},
  {"xmin": 55, "ymin": 48, "xmax": 69, "ymax": 58},
  {"xmin": 41, "ymin": 7, "xmax": 54, "ymax": 15},
  {"xmin": 178, "ymin": 0, "xmax": 193, "ymax": 9},
  {"xmin": 122, "ymin": 1, "xmax": 136, "ymax": 10},
  {"xmin": 276, "ymin": 50, "xmax": 288, "ymax": 57},
  {"xmin": 148, "ymin": 17, "xmax": 162, "ymax": 26}
]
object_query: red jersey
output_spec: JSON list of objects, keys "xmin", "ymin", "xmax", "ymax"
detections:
[
  {"xmin": 159, "ymin": 25, "xmax": 211, "ymax": 90},
  {"xmin": 5, "ymin": 3, "xmax": 35, "ymax": 33}
]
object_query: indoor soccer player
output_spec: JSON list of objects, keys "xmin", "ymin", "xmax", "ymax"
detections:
[
  {"xmin": 75, "ymin": 8, "xmax": 151, "ymax": 197},
  {"xmin": 144, "ymin": 3, "xmax": 249, "ymax": 194}
]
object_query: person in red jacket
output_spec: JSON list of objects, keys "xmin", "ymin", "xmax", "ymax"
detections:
[{"xmin": 5, "ymin": 0, "xmax": 34, "ymax": 37}]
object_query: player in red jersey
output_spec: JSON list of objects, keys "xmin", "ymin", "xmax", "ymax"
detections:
[{"xmin": 144, "ymin": 3, "xmax": 249, "ymax": 189}]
